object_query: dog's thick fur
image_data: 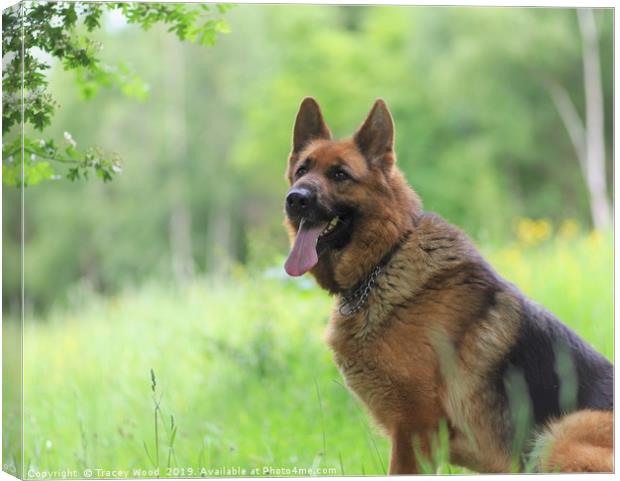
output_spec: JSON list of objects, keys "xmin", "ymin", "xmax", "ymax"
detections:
[{"xmin": 283, "ymin": 98, "xmax": 613, "ymax": 474}]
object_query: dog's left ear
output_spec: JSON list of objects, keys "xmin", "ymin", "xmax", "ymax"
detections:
[{"xmin": 354, "ymin": 99, "xmax": 395, "ymax": 170}]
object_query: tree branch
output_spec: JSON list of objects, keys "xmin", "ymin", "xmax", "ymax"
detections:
[
  {"xmin": 3, "ymin": 146, "xmax": 81, "ymax": 165},
  {"xmin": 25, "ymin": 149, "xmax": 81, "ymax": 164},
  {"xmin": 543, "ymin": 79, "xmax": 587, "ymax": 172}
]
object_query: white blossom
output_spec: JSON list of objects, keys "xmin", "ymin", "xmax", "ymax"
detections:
[{"xmin": 63, "ymin": 131, "xmax": 77, "ymax": 148}]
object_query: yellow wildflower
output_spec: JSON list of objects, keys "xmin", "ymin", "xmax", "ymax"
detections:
[
  {"xmin": 516, "ymin": 217, "xmax": 552, "ymax": 246},
  {"xmin": 558, "ymin": 219, "xmax": 579, "ymax": 240}
]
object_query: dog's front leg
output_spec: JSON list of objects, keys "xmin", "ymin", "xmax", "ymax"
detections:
[{"xmin": 389, "ymin": 429, "xmax": 420, "ymax": 475}]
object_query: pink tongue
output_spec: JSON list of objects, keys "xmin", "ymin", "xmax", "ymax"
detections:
[{"xmin": 284, "ymin": 220, "xmax": 327, "ymax": 277}]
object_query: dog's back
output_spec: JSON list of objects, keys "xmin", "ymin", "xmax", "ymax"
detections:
[
  {"xmin": 502, "ymin": 298, "xmax": 613, "ymax": 421},
  {"xmin": 501, "ymin": 298, "xmax": 613, "ymax": 471}
]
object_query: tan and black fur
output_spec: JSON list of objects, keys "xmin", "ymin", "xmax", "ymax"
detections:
[{"xmin": 283, "ymin": 98, "xmax": 613, "ymax": 474}]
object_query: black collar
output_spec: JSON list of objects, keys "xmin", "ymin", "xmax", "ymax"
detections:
[{"xmin": 338, "ymin": 231, "xmax": 411, "ymax": 316}]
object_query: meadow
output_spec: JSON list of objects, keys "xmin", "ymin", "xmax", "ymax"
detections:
[{"xmin": 16, "ymin": 225, "xmax": 613, "ymax": 478}]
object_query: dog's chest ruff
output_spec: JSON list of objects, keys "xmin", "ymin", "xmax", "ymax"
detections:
[
  {"xmin": 325, "ymin": 278, "xmax": 443, "ymax": 431},
  {"xmin": 327, "ymin": 318, "xmax": 407, "ymax": 430},
  {"xmin": 326, "ymin": 244, "xmax": 429, "ymax": 412}
]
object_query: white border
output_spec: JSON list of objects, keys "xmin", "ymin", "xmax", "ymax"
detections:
[{"xmin": 0, "ymin": 1, "xmax": 616, "ymax": 481}]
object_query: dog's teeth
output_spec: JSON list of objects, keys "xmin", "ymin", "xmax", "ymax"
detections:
[{"xmin": 319, "ymin": 217, "xmax": 340, "ymax": 238}]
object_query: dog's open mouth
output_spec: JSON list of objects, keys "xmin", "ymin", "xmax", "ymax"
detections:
[
  {"xmin": 319, "ymin": 216, "xmax": 344, "ymax": 240},
  {"xmin": 284, "ymin": 215, "xmax": 352, "ymax": 277}
]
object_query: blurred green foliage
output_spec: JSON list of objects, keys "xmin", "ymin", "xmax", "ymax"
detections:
[{"xmin": 2, "ymin": 5, "xmax": 613, "ymax": 314}]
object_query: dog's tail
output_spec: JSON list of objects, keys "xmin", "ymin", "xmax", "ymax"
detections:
[{"xmin": 526, "ymin": 409, "xmax": 613, "ymax": 473}]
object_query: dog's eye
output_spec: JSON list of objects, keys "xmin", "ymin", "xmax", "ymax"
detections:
[
  {"xmin": 295, "ymin": 166, "xmax": 308, "ymax": 178},
  {"xmin": 332, "ymin": 168, "xmax": 350, "ymax": 182}
]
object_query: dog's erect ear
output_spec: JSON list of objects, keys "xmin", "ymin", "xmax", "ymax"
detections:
[
  {"xmin": 292, "ymin": 97, "xmax": 332, "ymax": 153},
  {"xmin": 354, "ymin": 99, "xmax": 395, "ymax": 169}
]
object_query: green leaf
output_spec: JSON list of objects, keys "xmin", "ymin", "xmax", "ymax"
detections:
[
  {"xmin": 2, "ymin": 162, "xmax": 21, "ymax": 187},
  {"xmin": 216, "ymin": 4, "xmax": 236, "ymax": 14},
  {"xmin": 24, "ymin": 161, "xmax": 55, "ymax": 186},
  {"xmin": 67, "ymin": 167, "xmax": 81, "ymax": 182},
  {"xmin": 215, "ymin": 19, "xmax": 231, "ymax": 34}
]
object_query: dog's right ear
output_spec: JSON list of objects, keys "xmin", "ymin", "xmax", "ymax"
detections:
[{"xmin": 292, "ymin": 97, "xmax": 332, "ymax": 153}]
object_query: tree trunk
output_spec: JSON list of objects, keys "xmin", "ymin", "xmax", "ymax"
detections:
[
  {"xmin": 577, "ymin": 8, "xmax": 611, "ymax": 231},
  {"xmin": 163, "ymin": 34, "xmax": 195, "ymax": 284},
  {"xmin": 207, "ymin": 202, "xmax": 233, "ymax": 275},
  {"xmin": 169, "ymin": 205, "xmax": 194, "ymax": 282}
]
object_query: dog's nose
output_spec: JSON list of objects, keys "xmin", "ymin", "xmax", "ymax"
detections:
[{"xmin": 286, "ymin": 187, "xmax": 316, "ymax": 217}]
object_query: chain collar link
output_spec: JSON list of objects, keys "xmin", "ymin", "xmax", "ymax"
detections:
[
  {"xmin": 336, "ymin": 231, "xmax": 412, "ymax": 317},
  {"xmin": 338, "ymin": 264, "xmax": 382, "ymax": 316}
]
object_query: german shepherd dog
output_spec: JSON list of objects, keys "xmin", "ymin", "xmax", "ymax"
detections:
[{"xmin": 282, "ymin": 98, "xmax": 613, "ymax": 473}]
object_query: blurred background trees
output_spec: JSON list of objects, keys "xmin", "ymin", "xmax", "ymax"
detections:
[{"xmin": 2, "ymin": 4, "xmax": 613, "ymax": 314}]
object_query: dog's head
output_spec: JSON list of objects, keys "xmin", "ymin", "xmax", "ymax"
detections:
[{"xmin": 283, "ymin": 97, "xmax": 421, "ymax": 292}]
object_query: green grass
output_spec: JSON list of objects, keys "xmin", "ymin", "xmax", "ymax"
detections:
[{"xmin": 12, "ymin": 233, "xmax": 613, "ymax": 478}]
